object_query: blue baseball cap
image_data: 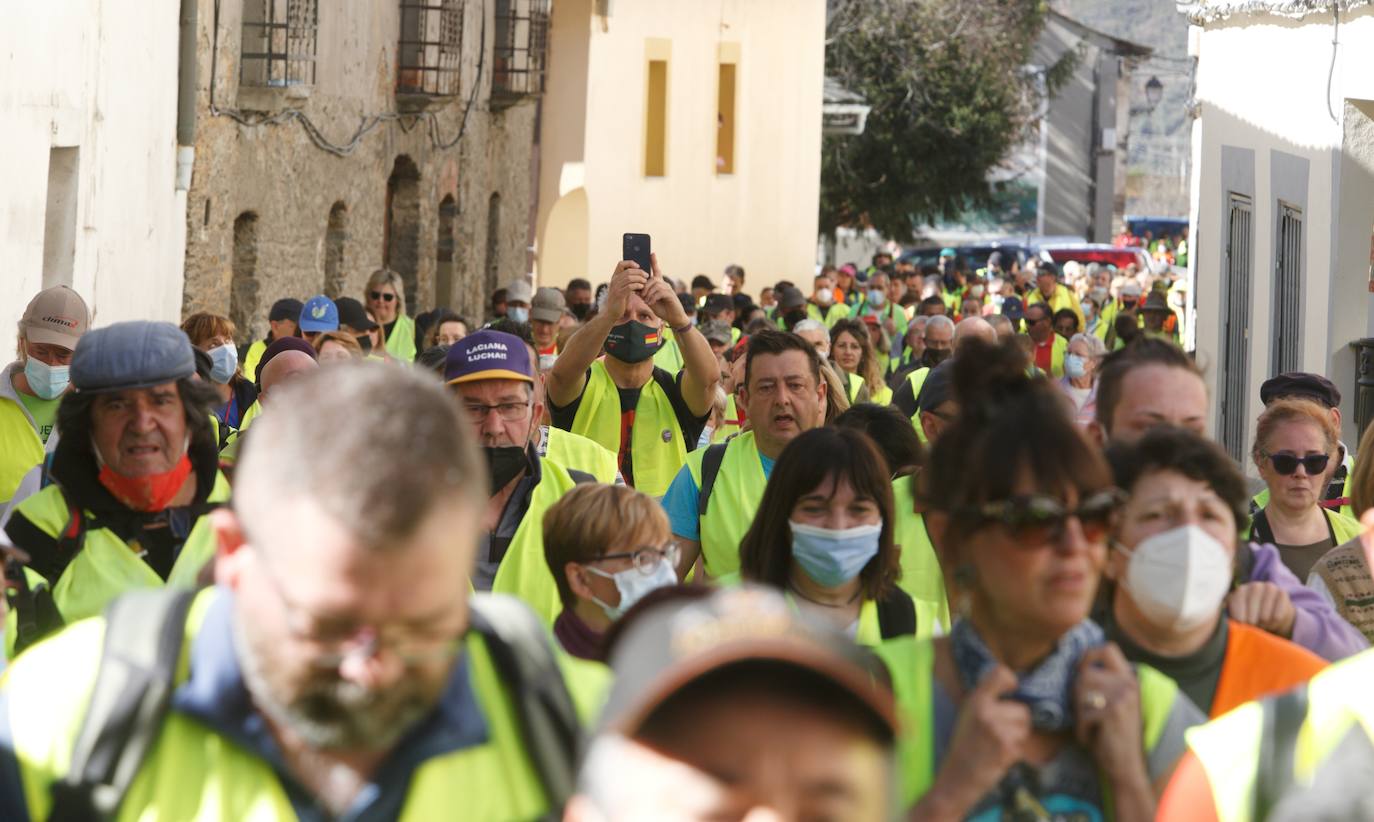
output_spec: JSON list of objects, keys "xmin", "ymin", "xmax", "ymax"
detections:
[
  {"xmin": 299, "ymin": 295, "xmax": 339, "ymax": 333},
  {"xmin": 71, "ymin": 321, "xmax": 196, "ymax": 393},
  {"xmin": 1001, "ymin": 296, "xmax": 1025, "ymax": 322},
  {"xmin": 444, "ymin": 330, "xmax": 534, "ymax": 385}
]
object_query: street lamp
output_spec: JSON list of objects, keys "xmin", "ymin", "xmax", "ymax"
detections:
[{"xmin": 1145, "ymin": 76, "xmax": 1164, "ymax": 109}]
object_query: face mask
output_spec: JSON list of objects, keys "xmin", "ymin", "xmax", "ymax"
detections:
[
  {"xmin": 970, "ymin": 284, "xmax": 986, "ymax": 299},
  {"xmin": 867, "ymin": 289, "xmax": 886, "ymax": 308},
  {"xmin": 570, "ymin": 302, "xmax": 591, "ymax": 321},
  {"xmin": 93, "ymin": 434, "xmax": 193, "ymax": 512},
  {"xmin": 24, "ymin": 357, "xmax": 69, "ymax": 400},
  {"xmin": 605, "ymin": 320, "xmax": 663, "ymax": 363},
  {"xmin": 1121, "ymin": 524, "xmax": 1232, "ymax": 632},
  {"xmin": 483, "ymin": 445, "xmax": 529, "ymax": 491},
  {"xmin": 923, "ymin": 348, "xmax": 951, "ymax": 367},
  {"xmin": 815, "ymin": 289, "xmax": 834, "ymax": 307},
  {"xmin": 356, "ymin": 334, "xmax": 374, "ymax": 355},
  {"xmin": 508, "ymin": 307, "xmax": 530, "ymax": 324},
  {"xmin": 586, "ymin": 557, "xmax": 678, "ymax": 620},
  {"xmin": 1064, "ymin": 354, "xmax": 1087, "ymax": 380},
  {"xmin": 208, "ymin": 343, "xmax": 238, "ymax": 384},
  {"xmin": 789, "ymin": 520, "xmax": 882, "ymax": 587}
]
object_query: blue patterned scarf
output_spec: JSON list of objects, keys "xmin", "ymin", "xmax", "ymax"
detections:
[{"xmin": 950, "ymin": 618, "xmax": 1105, "ymax": 732}]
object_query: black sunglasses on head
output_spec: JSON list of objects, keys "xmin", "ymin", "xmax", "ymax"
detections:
[
  {"xmin": 369, "ymin": 291, "xmax": 396, "ymax": 303},
  {"xmin": 1264, "ymin": 451, "xmax": 1330, "ymax": 477}
]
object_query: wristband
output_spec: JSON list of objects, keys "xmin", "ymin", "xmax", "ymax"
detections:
[{"xmin": 672, "ymin": 321, "xmax": 695, "ymax": 336}]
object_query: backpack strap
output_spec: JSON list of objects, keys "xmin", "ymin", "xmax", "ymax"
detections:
[
  {"xmin": 1254, "ymin": 684, "xmax": 1310, "ymax": 820},
  {"xmin": 875, "ymin": 589, "xmax": 918, "ymax": 640},
  {"xmin": 697, "ymin": 442, "xmax": 730, "ymax": 517},
  {"xmin": 47, "ymin": 588, "xmax": 196, "ymax": 821},
  {"xmin": 467, "ymin": 593, "xmax": 580, "ymax": 815}
]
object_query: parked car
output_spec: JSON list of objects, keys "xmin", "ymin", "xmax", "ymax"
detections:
[
  {"xmin": 1035, "ymin": 243, "xmax": 1153, "ymax": 273},
  {"xmin": 899, "ymin": 242, "xmax": 1036, "ymax": 275}
]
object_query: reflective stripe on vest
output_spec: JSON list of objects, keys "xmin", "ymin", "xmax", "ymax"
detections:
[
  {"xmin": 879, "ymin": 636, "xmax": 1182, "ymax": 808},
  {"xmin": 0, "ymin": 397, "xmax": 44, "ymax": 507},
  {"xmin": 890, "ymin": 476, "xmax": 950, "ymax": 638},
  {"xmin": 568, "ymin": 360, "xmax": 686, "ymax": 497},
  {"xmin": 385, "ymin": 313, "xmax": 418, "ymax": 362},
  {"xmin": 686, "ymin": 431, "xmax": 769, "ymax": 578},
  {"xmin": 490, "ymin": 459, "xmax": 581, "ymax": 625},
  {"xmin": 5, "ymin": 590, "xmax": 549, "ymax": 820},
  {"xmin": 4, "ymin": 476, "xmax": 230, "ymax": 658},
  {"xmin": 544, "ymin": 427, "xmax": 619, "ymax": 485},
  {"xmin": 906, "ymin": 368, "xmax": 931, "ymax": 443},
  {"xmin": 1188, "ymin": 649, "xmax": 1374, "ymax": 822}
]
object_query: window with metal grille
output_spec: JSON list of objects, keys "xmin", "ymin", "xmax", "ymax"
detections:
[
  {"xmin": 1272, "ymin": 202, "xmax": 1303, "ymax": 376},
  {"xmin": 492, "ymin": 0, "xmax": 551, "ymax": 103},
  {"xmin": 398, "ymin": 0, "xmax": 465, "ymax": 97},
  {"xmin": 1219, "ymin": 193, "xmax": 1253, "ymax": 462},
  {"xmin": 241, "ymin": 0, "xmax": 318, "ymax": 88}
]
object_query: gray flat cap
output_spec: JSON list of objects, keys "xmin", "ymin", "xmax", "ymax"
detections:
[{"xmin": 71, "ymin": 321, "xmax": 197, "ymax": 393}]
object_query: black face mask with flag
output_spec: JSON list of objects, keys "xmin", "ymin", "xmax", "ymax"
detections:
[{"xmin": 605, "ymin": 320, "xmax": 662, "ymax": 364}]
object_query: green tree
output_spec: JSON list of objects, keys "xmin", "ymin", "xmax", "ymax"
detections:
[{"xmin": 822, "ymin": 0, "xmax": 1074, "ymax": 241}]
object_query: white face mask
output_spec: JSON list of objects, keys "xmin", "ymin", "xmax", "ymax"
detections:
[
  {"xmin": 586, "ymin": 558, "xmax": 678, "ymax": 621},
  {"xmin": 1121, "ymin": 524, "xmax": 1232, "ymax": 632}
]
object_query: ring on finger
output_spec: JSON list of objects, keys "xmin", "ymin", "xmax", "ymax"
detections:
[{"xmin": 1084, "ymin": 690, "xmax": 1107, "ymax": 711}]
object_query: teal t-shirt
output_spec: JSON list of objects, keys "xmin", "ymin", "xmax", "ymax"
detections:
[{"xmin": 17, "ymin": 390, "xmax": 61, "ymax": 444}]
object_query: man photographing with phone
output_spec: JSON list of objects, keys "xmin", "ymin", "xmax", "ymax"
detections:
[{"xmin": 546, "ymin": 254, "xmax": 719, "ymax": 497}]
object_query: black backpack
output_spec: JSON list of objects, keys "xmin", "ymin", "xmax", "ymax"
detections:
[{"xmin": 46, "ymin": 589, "xmax": 580, "ymax": 821}]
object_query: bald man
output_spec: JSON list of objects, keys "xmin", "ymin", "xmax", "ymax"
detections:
[
  {"xmin": 258, "ymin": 349, "xmax": 318, "ymax": 404},
  {"xmin": 953, "ymin": 317, "xmax": 996, "ymax": 351}
]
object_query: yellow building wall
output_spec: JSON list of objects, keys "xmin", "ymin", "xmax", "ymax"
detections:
[{"xmin": 536, "ymin": 0, "xmax": 826, "ymax": 297}]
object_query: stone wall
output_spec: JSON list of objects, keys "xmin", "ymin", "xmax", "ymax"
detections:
[{"xmin": 182, "ymin": 0, "xmax": 538, "ymax": 342}]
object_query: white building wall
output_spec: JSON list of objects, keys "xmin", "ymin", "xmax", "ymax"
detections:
[
  {"xmin": 1192, "ymin": 7, "xmax": 1374, "ymax": 451},
  {"xmin": 0, "ymin": 1, "xmax": 187, "ymax": 343}
]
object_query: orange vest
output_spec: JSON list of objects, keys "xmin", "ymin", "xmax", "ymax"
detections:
[{"xmin": 1209, "ymin": 620, "xmax": 1327, "ymax": 718}]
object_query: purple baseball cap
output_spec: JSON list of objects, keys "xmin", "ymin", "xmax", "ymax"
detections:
[{"xmin": 444, "ymin": 329, "xmax": 533, "ymax": 385}]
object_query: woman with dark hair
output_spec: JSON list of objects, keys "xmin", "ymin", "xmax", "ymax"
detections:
[
  {"xmin": 879, "ymin": 337, "xmax": 1202, "ymax": 818},
  {"xmin": 736, "ymin": 426, "xmax": 914, "ymax": 645},
  {"xmin": 180, "ymin": 312, "xmax": 258, "ymax": 434},
  {"xmin": 830, "ymin": 319, "xmax": 891, "ymax": 406},
  {"xmin": 421, "ymin": 309, "xmax": 469, "ymax": 350},
  {"xmin": 1102, "ymin": 427, "xmax": 1326, "ymax": 718}
]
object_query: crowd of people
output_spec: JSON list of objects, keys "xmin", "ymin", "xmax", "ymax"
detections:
[{"xmin": 0, "ymin": 247, "xmax": 1369, "ymax": 820}]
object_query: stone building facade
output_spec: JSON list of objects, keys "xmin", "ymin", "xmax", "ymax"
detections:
[{"xmin": 182, "ymin": 0, "xmax": 549, "ymax": 342}]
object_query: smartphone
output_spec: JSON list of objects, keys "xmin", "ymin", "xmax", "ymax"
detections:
[{"xmin": 623, "ymin": 233, "xmax": 652, "ymax": 275}]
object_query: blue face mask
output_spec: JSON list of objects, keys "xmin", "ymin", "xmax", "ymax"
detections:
[
  {"xmin": 586, "ymin": 557, "xmax": 678, "ymax": 621},
  {"xmin": 867, "ymin": 289, "xmax": 886, "ymax": 308},
  {"xmin": 208, "ymin": 343, "xmax": 238, "ymax": 384},
  {"xmin": 24, "ymin": 357, "xmax": 69, "ymax": 400},
  {"xmin": 1064, "ymin": 353, "xmax": 1087, "ymax": 380},
  {"xmin": 789, "ymin": 520, "xmax": 882, "ymax": 587},
  {"xmin": 508, "ymin": 306, "xmax": 530, "ymax": 324}
]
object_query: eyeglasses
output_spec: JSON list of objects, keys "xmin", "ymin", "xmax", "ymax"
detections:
[
  {"xmin": 369, "ymin": 291, "xmax": 396, "ymax": 303},
  {"xmin": 959, "ymin": 489, "xmax": 1124, "ymax": 545},
  {"xmin": 254, "ymin": 549, "xmax": 462, "ymax": 668},
  {"xmin": 1263, "ymin": 451, "xmax": 1330, "ymax": 477},
  {"xmin": 461, "ymin": 400, "xmax": 532, "ymax": 423},
  {"xmin": 586, "ymin": 542, "xmax": 680, "ymax": 575}
]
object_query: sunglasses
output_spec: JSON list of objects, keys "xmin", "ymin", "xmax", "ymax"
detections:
[
  {"xmin": 959, "ymin": 489, "xmax": 1124, "ymax": 545},
  {"xmin": 1263, "ymin": 451, "xmax": 1330, "ymax": 477},
  {"xmin": 369, "ymin": 291, "xmax": 396, "ymax": 303}
]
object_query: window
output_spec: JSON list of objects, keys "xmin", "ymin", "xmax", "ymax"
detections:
[
  {"xmin": 241, "ymin": 0, "xmax": 318, "ymax": 88},
  {"xmin": 492, "ymin": 0, "xmax": 551, "ymax": 103},
  {"xmin": 385, "ymin": 157, "xmax": 422, "ymax": 302},
  {"xmin": 645, "ymin": 60, "xmax": 668, "ymax": 177},
  {"xmin": 1272, "ymin": 202, "xmax": 1303, "ymax": 376},
  {"xmin": 231, "ymin": 213, "xmax": 261, "ymax": 343},
  {"xmin": 716, "ymin": 62, "xmax": 736, "ymax": 174},
  {"xmin": 398, "ymin": 0, "xmax": 464, "ymax": 97},
  {"xmin": 324, "ymin": 202, "xmax": 348, "ymax": 298},
  {"xmin": 436, "ymin": 196, "xmax": 458, "ymax": 307},
  {"xmin": 1218, "ymin": 194, "xmax": 1252, "ymax": 462}
]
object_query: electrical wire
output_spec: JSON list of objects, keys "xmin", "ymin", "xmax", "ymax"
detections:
[
  {"xmin": 1327, "ymin": 5, "xmax": 1341, "ymax": 124},
  {"xmin": 206, "ymin": 0, "xmax": 492, "ymax": 158}
]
